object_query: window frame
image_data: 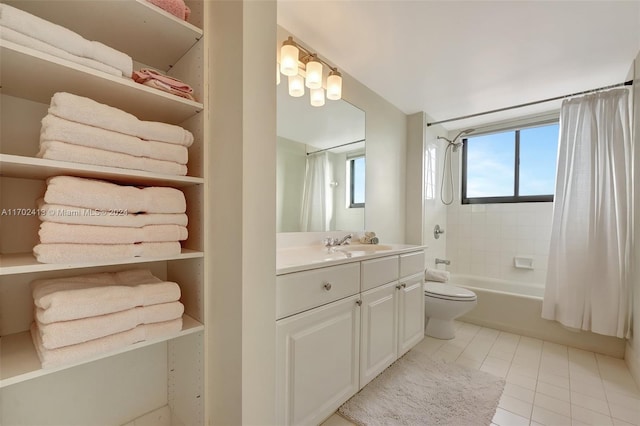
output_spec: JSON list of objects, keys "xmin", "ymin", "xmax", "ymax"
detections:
[
  {"xmin": 461, "ymin": 122, "xmax": 557, "ymax": 205},
  {"xmin": 348, "ymin": 154, "xmax": 365, "ymax": 208}
]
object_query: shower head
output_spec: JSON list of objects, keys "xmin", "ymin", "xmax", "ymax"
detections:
[{"xmin": 437, "ymin": 128, "xmax": 475, "ymax": 145}]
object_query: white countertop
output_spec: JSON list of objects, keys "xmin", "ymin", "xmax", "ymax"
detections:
[{"xmin": 276, "ymin": 243, "xmax": 426, "ymax": 275}]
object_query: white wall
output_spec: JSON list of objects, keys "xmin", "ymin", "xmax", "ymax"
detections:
[
  {"xmin": 276, "ymin": 137, "xmax": 305, "ymax": 232},
  {"xmin": 208, "ymin": 1, "xmax": 276, "ymax": 424},
  {"xmin": 627, "ymin": 53, "xmax": 640, "ymax": 384}
]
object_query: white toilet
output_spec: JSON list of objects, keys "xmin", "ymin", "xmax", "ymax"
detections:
[{"xmin": 424, "ymin": 281, "xmax": 477, "ymax": 340}]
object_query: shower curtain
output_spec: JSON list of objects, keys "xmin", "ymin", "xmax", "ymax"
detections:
[
  {"xmin": 542, "ymin": 89, "xmax": 631, "ymax": 338},
  {"xmin": 299, "ymin": 152, "xmax": 333, "ymax": 231}
]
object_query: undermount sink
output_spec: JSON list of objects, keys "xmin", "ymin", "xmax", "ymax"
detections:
[{"xmin": 336, "ymin": 244, "xmax": 394, "ymax": 253}]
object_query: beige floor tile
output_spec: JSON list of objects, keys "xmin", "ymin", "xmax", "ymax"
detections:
[
  {"xmin": 539, "ymin": 371, "xmax": 571, "ymax": 389},
  {"xmin": 536, "ymin": 381, "xmax": 571, "ymax": 402},
  {"xmin": 534, "ymin": 392, "xmax": 571, "ymax": 417},
  {"xmin": 455, "ymin": 355, "xmax": 483, "ymax": 370},
  {"xmin": 570, "ymin": 404, "xmax": 614, "ymax": 426},
  {"xmin": 498, "ymin": 394, "xmax": 533, "ymax": 419},
  {"xmin": 503, "ymin": 382, "xmax": 535, "ymax": 404},
  {"xmin": 506, "ymin": 371, "xmax": 538, "ymax": 391},
  {"xmin": 509, "ymin": 362, "xmax": 540, "ymax": 379},
  {"xmin": 605, "ymin": 389, "xmax": 640, "ymax": 410},
  {"xmin": 492, "ymin": 407, "xmax": 530, "ymax": 426},
  {"xmin": 608, "ymin": 403, "xmax": 640, "ymax": 426},
  {"xmin": 532, "ymin": 405, "xmax": 572, "ymax": 426},
  {"xmin": 571, "ymin": 391, "xmax": 611, "ymax": 416},
  {"xmin": 320, "ymin": 413, "xmax": 356, "ymax": 426},
  {"xmin": 612, "ymin": 418, "xmax": 637, "ymax": 426}
]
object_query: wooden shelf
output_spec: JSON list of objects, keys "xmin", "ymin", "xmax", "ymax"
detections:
[
  {"xmin": 0, "ymin": 154, "xmax": 204, "ymax": 187},
  {"xmin": 4, "ymin": 0, "xmax": 203, "ymax": 71},
  {"xmin": 0, "ymin": 249, "xmax": 204, "ymax": 276},
  {"xmin": 0, "ymin": 41, "xmax": 203, "ymax": 124},
  {"xmin": 0, "ymin": 314, "xmax": 204, "ymax": 388}
]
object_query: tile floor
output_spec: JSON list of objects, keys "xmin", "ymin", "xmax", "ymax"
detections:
[{"xmin": 322, "ymin": 321, "xmax": 640, "ymax": 426}]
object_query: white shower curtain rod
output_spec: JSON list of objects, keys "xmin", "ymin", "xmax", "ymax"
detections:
[
  {"xmin": 426, "ymin": 80, "xmax": 633, "ymax": 127},
  {"xmin": 306, "ymin": 139, "xmax": 366, "ymax": 155}
]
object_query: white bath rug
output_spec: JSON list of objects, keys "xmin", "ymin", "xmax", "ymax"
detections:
[{"xmin": 338, "ymin": 349, "xmax": 505, "ymax": 426}]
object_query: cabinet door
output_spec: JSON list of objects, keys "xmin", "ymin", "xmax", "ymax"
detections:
[
  {"xmin": 397, "ymin": 273, "xmax": 425, "ymax": 356},
  {"xmin": 359, "ymin": 281, "xmax": 398, "ymax": 388},
  {"xmin": 276, "ymin": 295, "xmax": 360, "ymax": 426}
]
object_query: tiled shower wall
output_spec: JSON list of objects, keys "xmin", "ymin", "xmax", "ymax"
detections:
[{"xmin": 445, "ymin": 202, "xmax": 553, "ymax": 285}]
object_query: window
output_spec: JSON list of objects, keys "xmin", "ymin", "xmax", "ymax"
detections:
[
  {"xmin": 461, "ymin": 122, "xmax": 559, "ymax": 204},
  {"xmin": 348, "ymin": 155, "xmax": 365, "ymax": 208}
]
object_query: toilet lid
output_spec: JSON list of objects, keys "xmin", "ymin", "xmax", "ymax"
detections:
[{"xmin": 424, "ymin": 282, "xmax": 476, "ymax": 301}]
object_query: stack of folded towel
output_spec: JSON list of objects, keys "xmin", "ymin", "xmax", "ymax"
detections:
[
  {"xmin": 33, "ymin": 175, "xmax": 188, "ymax": 264},
  {"xmin": 30, "ymin": 269, "xmax": 184, "ymax": 368},
  {"xmin": 0, "ymin": 4, "xmax": 132, "ymax": 77},
  {"xmin": 38, "ymin": 92, "xmax": 193, "ymax": 176}
]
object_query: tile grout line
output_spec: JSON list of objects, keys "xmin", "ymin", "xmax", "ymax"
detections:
[{"xmin": 594, "ymin": 353, "xmax": 616, "ymax": 422}]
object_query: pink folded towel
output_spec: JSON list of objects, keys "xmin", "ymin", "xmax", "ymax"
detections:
[
  {"xmin": 39, "ymin": 222, "xmax": 188, "ymax": 244},
  {"xmin": 133, "ymin": 68, "xmax": 196, "ymax": 101},
  {"xmin": 37, "ymin": 199, "xmax": 188, "ymax": 228},
  {"xmin": 38, "ymin": 301, "xmax": 184, "ymax": 349},
  {"xmin": 33, "ymin": 269, "xmax": 182, "ymax": 323},
  {"xmin": 31, "ymin": 318, "xmax": 183, "ymax": 369},
  {"xmin": 48, "ymin": 92, "xmax": 194, "ymax": 147},
  {"xmin": 44, "ymin": 176, "xmax": 186, "ymax": 214},
  {"xmin": 33, "ymin": 241, "xmax": 182, "ymax": 264},
  {"xmin": 40, "ymin": 115, "xmax": 189, "ymax": 164},
  {"xmin": 38, "ymin": 141, "xmax": 188, "ymax": 176}
]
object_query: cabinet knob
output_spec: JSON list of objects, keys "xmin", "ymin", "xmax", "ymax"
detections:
[
  {"xmin": 402, "ymin": 283, "xmax": 407, "ymax": 288},
  {"xmin": 396, "ymin": 284, "xmax": 403, "ymax": 290},
  {"xmin": 323, "ymin": 282, "xmax": 332, "ymax": 291},
  {"xmin": 356, "ymin": 299, "xmax": 362, "ymax": 306}
]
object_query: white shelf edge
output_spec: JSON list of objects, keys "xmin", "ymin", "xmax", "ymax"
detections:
[
  {"xmin": 0, "ymin": 154, "xmax": 204, "ymax": 187},
  {"xmin": 0, "ymin": 250, "xmax": 204, "ymax": 276},
  {"xmin": 0, "ymin": 314, "xmax": 204, "ymax": 389},
  {"xmin": 0, "ymin": 41, "xmax": 203, "ymax": 124}
]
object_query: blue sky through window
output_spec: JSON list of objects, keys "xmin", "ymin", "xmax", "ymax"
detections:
[{"xmin": 465, "ymin": 123, "xmax": 559, "ymax": 200}]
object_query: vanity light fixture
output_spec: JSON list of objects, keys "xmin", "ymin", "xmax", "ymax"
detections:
[{"xmin": 278, "ymin": 36, "xmax": 343, "ymax": 107}]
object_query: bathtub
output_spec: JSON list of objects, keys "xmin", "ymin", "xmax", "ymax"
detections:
[{"xmin": 450, "ymin": 274, "xmax": 626, "ymax": 357}]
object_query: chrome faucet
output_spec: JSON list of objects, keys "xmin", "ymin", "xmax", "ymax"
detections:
[{"xmin": 323, "ymin": 233, "xmax": 353, "ymax": 251}]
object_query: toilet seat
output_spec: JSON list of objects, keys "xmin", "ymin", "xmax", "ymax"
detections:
[{"xmin": 424, "ymin": 282, "xmax": 477, "ymax": 302}]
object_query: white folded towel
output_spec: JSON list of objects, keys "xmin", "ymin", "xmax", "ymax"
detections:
[
  {"xmin": 0, "ymin": 3, "xmax": 132, "ymax": 76},
  {"xmin": 38, "ymin": 301, "xmax": 184, "ymax": 349},
  {"xmin": 37, "ymin": 199, "xmax": 188, "ymax": 228},
  {"xmin": 33, "ymin": 269, "xmax": 181, "ymax": 323},
  {"xmin": 38, "ymin": 141, "xmax": 188, "ymax": 176},
  {"xmin": 49, "ymin": 92, "xmax": 194, "ymax": 147},
  {"xmin": 33, "ymin": 241, "xmax": 182, "ymax": 264},
  {"xmin": 31, "ymin": 318, "xmax": 183, "ymax": 369},
  {"xmin": 425, "ymin": 268, "xmax": 450, "ymax": 283},
  {"xmin": 39, "ymin": 222, "xmax": 188, "ymax": 244},
  {"xmin": 0, "ymin": 28, "xmax": 122, "ymax": 76},
  {"xmin": 41, "ymin": 115, "xmax": 189, "ymax": 164},
  {"xmin": 44, "ymin": 176, "xmax": 186, "ymax": 214}
]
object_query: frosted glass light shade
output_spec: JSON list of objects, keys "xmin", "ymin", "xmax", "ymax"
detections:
[
  {"xmin": 280, "ymin": 43, "xmax": 299, "ymax": 77},
  {"xmin": 305, "ymin": 59, "xmax": 323, "ymax": 89},
  {"xmin": 288, "ymin": 75, "xmax": 305, "ymax": 97},
  {"xmin": 327, "ymin": 71, "xmax": 342, "ymax": 100},
  {"xmin": 310, "ymin": 88, "xmax": 325, "ymax": 107}
]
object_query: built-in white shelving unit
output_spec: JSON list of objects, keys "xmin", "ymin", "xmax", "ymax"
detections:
[{"xmin": 0, "ymin": 1, "xmax": 207, "ymax": 424}]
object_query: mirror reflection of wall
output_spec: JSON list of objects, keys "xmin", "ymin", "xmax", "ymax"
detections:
[{"xmin": 276, "ymin": 80, "xmax": 366, "ymax": 232}]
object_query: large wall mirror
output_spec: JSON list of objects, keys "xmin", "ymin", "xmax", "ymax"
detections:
[{"xmin": 276, "ymin": 80, "xmax": 366, "ymax": 232}]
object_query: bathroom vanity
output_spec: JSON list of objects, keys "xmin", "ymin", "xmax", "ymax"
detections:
[{"xmin": 275, "ymin": 242, "xmax": 426, "ymax": 425}]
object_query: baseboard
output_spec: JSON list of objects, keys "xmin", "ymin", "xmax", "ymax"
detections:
[{"xmin": 625, "ymin": 341, "xmax": 640, "ymax": 390}]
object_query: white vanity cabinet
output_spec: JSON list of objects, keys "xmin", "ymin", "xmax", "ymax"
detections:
[
  {"xmin": 359, "ymin": 251, "xmax": 425, "ymax": 388},
  {"xmin": 275, "ymin": 265, "xmax": 361, "ymax": 426},
  {"xmin": 275, "ymin": 246, "xmax": 425, "ymax": 426}
]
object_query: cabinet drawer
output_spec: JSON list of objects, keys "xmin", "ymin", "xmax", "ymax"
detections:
[
  {"xmin": 276, "ymin": 263, "xmax": 360, "ymax": 319},
  {"xmin": 400, "ymin": 251, "xmax": 425, "ymax": 278},
  {"xmin": 361, "ymin": 255, "xmax": 399, "ymax": 292}
]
